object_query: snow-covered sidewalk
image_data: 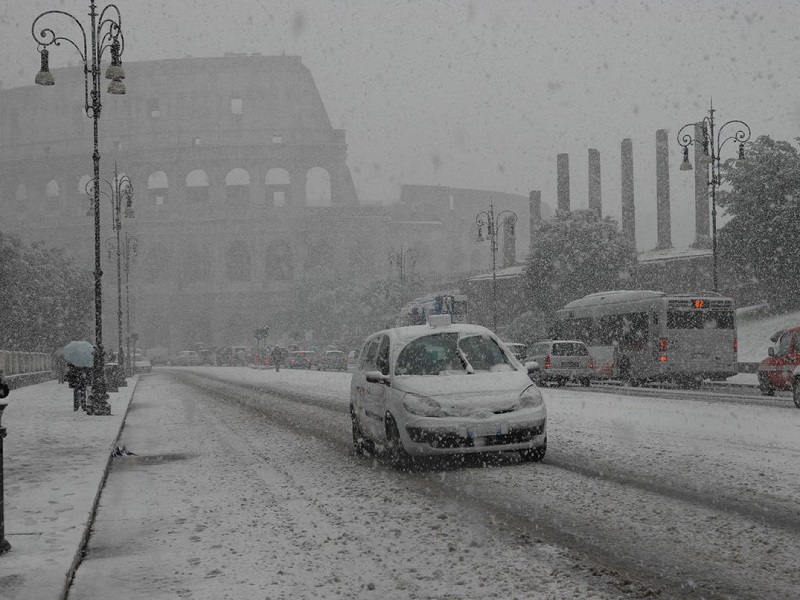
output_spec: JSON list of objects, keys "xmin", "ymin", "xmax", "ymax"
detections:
[{"xmin": 0, "ymin": 377, "xmax": 136, "ymax": 600}]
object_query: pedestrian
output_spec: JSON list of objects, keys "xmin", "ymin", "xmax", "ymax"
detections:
[{"xmin": 271, "ymin": 346, "xmax": 284, "ymax": 372}]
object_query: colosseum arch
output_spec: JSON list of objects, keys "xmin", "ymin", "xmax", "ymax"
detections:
[
  {"xmin": 225, "ymin": 240, "xmax": 251, "ymax": 281},
  {"xmin": 305, "ymin": 167, "xmax": 331, "ymax": 207},
  {"xmin": 143, "ymin": 242, "xmax": 173, "ymax": 283},
  {"xmin": 225, "ymin": 168, "xmax": 250, "ymax": 204},
  {"xmin": 186, "ymin": 169, "xmax": 210, "ymax": 203},
  {"xmin": 265, "ymin": 168, "xmax": 291, "ymax": 208},
  {"xmin": 148, "ymin": 171, "xmax": 169, "ymax": 206}
]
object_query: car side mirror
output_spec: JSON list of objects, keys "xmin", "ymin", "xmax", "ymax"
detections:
[
  {"xmin": 524, "ymin": 361, "xmax": 539, "ymax": 373},
  {"xmin": 365, "ymin": 370, "xmax": 390, "ymax": 385},
  {"xmin": 768, "ymin": 347, "xmax": 775, "ymax": 357}
]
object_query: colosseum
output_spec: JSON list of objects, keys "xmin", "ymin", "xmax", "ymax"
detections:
[{"xmin": 0, "ymin": 53, "xmax": 534, "ymax": 351}]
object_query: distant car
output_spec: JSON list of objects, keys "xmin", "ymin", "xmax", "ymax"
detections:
[
  {"xmin": 349, "ymin": 315, "xmax": 546, "ymax": 463},
  {"xmin": 288, "ymin": 350, "xmax": 317, "ymax": 369},
  {"xmin": 504, "ymin": 342, "xmax": 528, "ymax": 362},
  {"xmin": 757, "ymin": 326, "xmax": 800, "ymax": 396},
  {"xmin": 527, "ymin": 339, "xmax": 593, "ymax": 387},
  {"xmin": 168, "ymin": 350, "xmax": 204, "ymax": 366},
  {"xmin": 317, "ymin": 350, "xmax": 348, "ymax": 371},
  {"xmin": 133, "ymin": 354, "xmax": 152, "ymax": 374}
]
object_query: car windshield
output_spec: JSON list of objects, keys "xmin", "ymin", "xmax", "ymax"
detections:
[{"xmin": 395, "ymin": 332, "xmax": 512, "ymax": 375}]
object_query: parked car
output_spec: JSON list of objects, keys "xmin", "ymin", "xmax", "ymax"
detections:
[
  {"xmin": 133, "ymin": 353, "xmax": 152, "ymax": 374},
  {"xmin": 757, "ymin": 326, "xmax": 800, "ymax": 396},
  {"xmin": 144, "ymin": 347, "xmax": 170, "ymax": 366},
  {"xmin": 527, "ymin": 339, "xmax": 593, "ymax": 387},
  {"xmin": 349, "ymin": 314, "xmax": 546, "ymax": 463},
  {"xmin": 288, "ymin": 350, "xmax": 317, "ymax": 369},
  {"xmin": 168, "ymin": 350, "xmax": 204, "ymax": 366},
  {"xmin": 317, "ymin": 350, "xmax": 348, "ymax": 371},
  {"xmin": 504, "ymin": 342, "xmax": 528, "ymax": 362}
]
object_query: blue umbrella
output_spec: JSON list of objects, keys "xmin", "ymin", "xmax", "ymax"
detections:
[{"xmin": 62, "ymin": 341, "xmax": 95, "ymax": 368}]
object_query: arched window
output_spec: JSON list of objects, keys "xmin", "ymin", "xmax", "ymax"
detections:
[
  {"xmin": 305, "ymin": 167, "xmax": 331, "ymax": 207},
  {"xmin": 148, "ymin": 171, "xmax": 169, "ymax": 206},
  {"xmin": 225, "ymin": 241, "xmax": 251, "ymax": 281},
  {"xmin": 225, "ymin": 168, "xmax": 250, "ymax": 204},
  {"xmin": 265, "ymin": 168, "xmax": 291, "ymax": 207},
  {"xmin": 46, "ymin": 180, "xmax": 60, "ymax": 201},
  {"xmin": 186, "ymin": 169, "xmax": 209, "ymax": 203},
  {"xmin": 181, "ymin": 243, "xmax": 211, "ymax": 285},
  {"xmin": 144, "ymin": 242, "xmax": 172, "ymax": 283},
  {"xmin": 266, "ymin": 240, "xmax": 293, "ymax": 280}
]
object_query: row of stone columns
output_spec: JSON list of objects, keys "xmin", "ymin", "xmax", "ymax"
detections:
[{"xmin": 529, "ymin": 130, "xmax": 711, "ymax": 252}]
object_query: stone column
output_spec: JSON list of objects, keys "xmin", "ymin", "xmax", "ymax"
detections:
[
  {"xmin": 557, "ymin": 153, "xmax": 570, "ymax": 214},
  {"xmin": 529, "ymin": 190, "xmax": 542, "ymax": 237},
  {"xmin": 694, "ymin": 123, "xmax": 711, "ymax": 247},
  {"xmin": 588, "ymin": 148, "xmax": 602, "ymax": 218},
  {"xmin": 621, "ymin": 138, "xmax": 636, "ymax": 247},
  {"xmin": 656, "ymin": 129, "xmax": 672, "ymax": 249},
  {"xmin": 502, "ymin": 216, "xmax": 516, "ymax": 268}
]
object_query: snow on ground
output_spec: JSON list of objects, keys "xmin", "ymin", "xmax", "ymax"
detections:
[{"xmin": 736, "ymin": 306, "xmax": 800, "ymax": 363}]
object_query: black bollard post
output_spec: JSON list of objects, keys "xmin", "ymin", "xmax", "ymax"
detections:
[{"xmin": 0, "ymin": 401, "xmax": 11, "ymax": 554}]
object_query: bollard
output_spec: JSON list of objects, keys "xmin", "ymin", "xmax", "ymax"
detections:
[{"xmin": 0, "ymin": 401, "xmax": 10, "ymax": 554}]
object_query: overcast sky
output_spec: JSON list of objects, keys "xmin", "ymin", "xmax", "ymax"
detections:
[{"xmin": 3, "ymin": 0, "xmax": 799, "ymax": 250}]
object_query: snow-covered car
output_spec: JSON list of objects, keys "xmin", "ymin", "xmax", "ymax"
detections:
[
  {"xmin": 504, "ymin": 342, "xmax": 528, "ymax": 361},
  {"xmin": 349, "ymin": 315, "xmax": 546, "ymax": 463},
  {"xmin": 527, "ymin": 339, "xmax": 593, "ymax": 387},
  {"xmin": 316, "ymin": 350, "xmax": 347, "ymax": 371},
  {"xmin": 168, "ymin": 350, "xmax": 204, "ymax": 366},
  {"xmin": 133, "ymin": 354, "xmax": 152, "ymax": 374},
  {"xmin": 791, "ymin": 365, "xmax": 800, "ymax": 409},
  {"xmin": 288, "ymin": 350, "xmax": 317, "ymax": 369}
]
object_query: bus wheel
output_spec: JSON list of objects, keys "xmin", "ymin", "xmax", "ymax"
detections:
[{"xmin": 793, "ymin": 380, "xmax": 800, "ymax": 409}]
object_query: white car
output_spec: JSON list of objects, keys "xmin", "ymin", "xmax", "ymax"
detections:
[
  {"xmin": 349, "ymin": 315, "xmax": 546, "ymax": 464},
  {"xmin": 133, "ymin": 354, "xmax": 152, "ymax": 374}
]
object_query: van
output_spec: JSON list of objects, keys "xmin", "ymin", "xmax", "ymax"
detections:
[
  {"xmin": 757, "ymin": 326, "xmax": 800, "ymax": 396},
  {"xmin": 527, "ymin": 339, "xmax": 593, "ymax": 387}
]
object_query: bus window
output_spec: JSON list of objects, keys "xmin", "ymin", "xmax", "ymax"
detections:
[{"xmin": 667, "ymin": 310, "xmax": 734, "ymax": 330}]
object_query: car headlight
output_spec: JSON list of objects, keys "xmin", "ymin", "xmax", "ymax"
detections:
[
  {"xmin": 403, "ymin": 393, "xmax": 444, "ymax": 417},
  {"xmin": 517, "ymin": 386, "xmax": 544, "ymax": 409}
]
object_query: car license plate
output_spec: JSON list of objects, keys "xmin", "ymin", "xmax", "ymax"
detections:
[
  {"xmin": 562, "ymin": 361, "xmax": 579, "ymax": 368},
  {"xmin": 467, "ymin": 423, "xmax": 505, "ymax": 438}
]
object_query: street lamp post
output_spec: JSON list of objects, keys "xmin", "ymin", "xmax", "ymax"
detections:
[
  {"xmin": 388, "ymin": 245, "xmax": 418, "ymax": 303},
  {"xmin": 123, "ymin": 233, "xmax": 139, "ymax": 375},
  {"xmin": 32, "ymin": 0, "xmax": 127, "ymax": 415},
  {"xmin": 677, "ymin": 101, "xmax": 751, "ymax": 292},
  {"xmin": 96, "ymin": 164, "xmax": 134, "ymax": 381},
  {"xmin": 475, "ymin": 202, "xmax": 517, "ymax": 332}
]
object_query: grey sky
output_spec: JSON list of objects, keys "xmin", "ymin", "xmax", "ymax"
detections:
[{"xmin": 3, "ymin": 0, "xmax": 799, "ymax": 250}]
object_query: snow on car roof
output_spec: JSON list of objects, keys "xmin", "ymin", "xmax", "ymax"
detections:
[{"xmin": 379, "ymin": 322, "xmax": 497, "ymax": 345}]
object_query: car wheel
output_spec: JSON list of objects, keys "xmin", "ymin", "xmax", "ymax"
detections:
[
  {"xmin": 385, "ymin": 414, "xmax": 411, "ymax": 469},
  {"xmin": 519, "ymin": 438, "xmax": 547, "ymax": 462},
  {"xmin": 793, "ymin": 379, "xmax": 800, "ymax": 409},
  {"xmin": 580, "ymin": 377, "xmax": 591, "ymax": 387},
  {"xmin": 758, "ymin": 372, "xmax": 775, "ymax": 396},
  {"xmin": 350, "ymin": 405, "xmax": 373, "ymax": 455}
]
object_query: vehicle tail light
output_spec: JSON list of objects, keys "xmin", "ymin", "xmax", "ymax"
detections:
[
  {"xmin": 659, "ymin": 337, "xmax": 668, "ymax": 362},
  {"xmin": 544, "ymin": 354, "xmax": 551, "ymax": 369},
  {"xmin": 588, "ymin": 360, "xmax": 594, "ymax": 370},
  {"xmin": 733, "ymin": 338, "xmax": 738, "ymax": 353}
]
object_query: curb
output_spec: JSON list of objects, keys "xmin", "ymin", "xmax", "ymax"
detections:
[{"xmin": 59, "ymin": 375, "xmax": 140, "ymax": 600}]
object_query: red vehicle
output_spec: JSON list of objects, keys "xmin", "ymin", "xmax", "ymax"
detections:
[
  {"xmin": 288, "ymin": 350, "xmax": 317, "ymax": 369},
  {"xmin": 757, "ymin": 326, "xmax": 800, "ymax": 396}
]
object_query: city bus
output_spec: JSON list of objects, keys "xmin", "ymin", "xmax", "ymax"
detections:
[
  {"xmin": 395, "ymin": 292, "xmax": 468, "ymax": 327},
  {"xmin": 553, "ymin": 290, "xmax": 737, "ymax": 388}
]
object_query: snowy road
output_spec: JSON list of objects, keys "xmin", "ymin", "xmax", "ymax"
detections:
[{"xmin": 70, "ymin": 368, "xmax": 800, "ymax": 599}]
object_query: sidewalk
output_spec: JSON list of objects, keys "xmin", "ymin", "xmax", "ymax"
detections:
[{"xmin": 0, "ymin": 377, "xmax": 137, "ymax": 600}]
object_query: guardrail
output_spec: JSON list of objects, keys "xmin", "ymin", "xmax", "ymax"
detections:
[{"xmin": 0, "ymin": 350, "xmax": 54, "ymax": 390}]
